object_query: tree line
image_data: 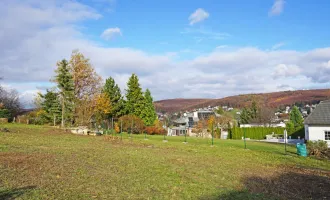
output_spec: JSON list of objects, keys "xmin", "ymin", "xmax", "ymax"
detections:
[{"xmin": 35, "ymin": 50, "xmax": 158, "ymax": 129}]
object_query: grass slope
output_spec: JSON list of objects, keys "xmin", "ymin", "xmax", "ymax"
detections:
[{"xmin": 0, "ymin": 124, "xmax": 329, "ymax": 199}]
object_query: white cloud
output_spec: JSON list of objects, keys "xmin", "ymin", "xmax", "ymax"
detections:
[
  {"xmin": 272, "ymin": 64, "xmax": 301, "ymax": 78},
  {"xmin": 101, "ymin": 27, "xmax": 122, "ymax": 40},
  {"xmin": 181, "ymin": 28, "xmax": 230, "ymax": 42},
  {"xmin": 2, "ymin": 0, "xmax": 330, "ymax": 105},
  {"xmin": 189, "ymin": 8, "xmax": 209, "ymax": 25},
  {"xmin": 272, "ymin": 42, "xmax": 285, "ymax": 50},
  {"xmin": 269, "ymin": 0, "xmax": 285, "ymax": 16}
]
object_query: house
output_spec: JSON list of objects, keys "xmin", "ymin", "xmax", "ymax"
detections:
[{"xmin": 304, "ymin": 100, "xmax": 330, "ymax": 147}]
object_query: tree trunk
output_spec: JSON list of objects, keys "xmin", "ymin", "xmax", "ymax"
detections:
[
  {"xmin": 54, "ymin": 114, "xmax": 56, "ymax": 127},
  {"xmin": 61, "ymin": 95, "xmax": 65, "ymax": 128}
]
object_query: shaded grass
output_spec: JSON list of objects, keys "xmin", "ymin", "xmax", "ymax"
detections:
[{"xmin": 0, "ymin": 124, "xmax": 329, "ymax": 199}]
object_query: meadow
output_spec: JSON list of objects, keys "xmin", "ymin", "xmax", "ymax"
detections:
[{"xmin": 0, "ymin": 124, "xmax": 329, "ymax": 199}]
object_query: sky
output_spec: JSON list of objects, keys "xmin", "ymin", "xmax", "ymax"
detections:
[{"xmin": 1, "ymin": 0, "xmax": 330, "ymax": 107}]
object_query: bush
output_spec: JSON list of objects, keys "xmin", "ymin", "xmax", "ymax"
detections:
[
  {"xmin": 307, "ymin": 140, "xmax": 328, "ymax": 158},
  {"xmin": 0, "ymin": 108, "xmax": 11, "ymax": 119},
  {"xmin": 145, "ymin": 126, "xmax": 166, "ymax": 135},
  {"xmin": 118, "ymin": 114, "xmax": 144, "ymax": 134}
]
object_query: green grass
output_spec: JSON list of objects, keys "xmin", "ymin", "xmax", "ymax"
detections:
[{"xmin": 0, "ymin": 124, "xmax": 329, "ymax": 200}]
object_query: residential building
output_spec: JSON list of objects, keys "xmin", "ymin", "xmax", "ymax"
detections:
[{"xmin": 304, "ymin": 100, "xmax": 330, "ymax": 147}]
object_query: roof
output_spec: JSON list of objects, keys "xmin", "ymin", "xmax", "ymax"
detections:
[
  {"xmin": 304, "ymin": 100, "xmax": 330, "ymax": 125},
  {"xmin": 173, "ymin": 117, "xmax": 187, "ymax": 124}
]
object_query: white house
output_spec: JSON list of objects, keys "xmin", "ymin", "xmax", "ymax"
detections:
[{"xmin": 304, "ymin": 100, "xmax": 330, "ymax": 147}]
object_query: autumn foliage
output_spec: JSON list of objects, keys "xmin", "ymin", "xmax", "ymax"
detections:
[
  {"xmin": 118, "ymin": 114, "xmax": 144, "ymax": 134},
  {"xmin": 144, "ymin": 126, "xmax": 166, "ymax": 135},
  {"xmin": 94, "ymin": 93, "xmax": 112, "ymax": 123}
]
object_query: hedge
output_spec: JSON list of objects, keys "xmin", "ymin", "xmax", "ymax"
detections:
[{"xmin": 230, "ymin": 127, "xmax": 285, "ymax": 140}]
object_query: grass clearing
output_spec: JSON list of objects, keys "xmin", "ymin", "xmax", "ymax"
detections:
[{"xmin": 0, "ymin": 124, "xmax": 329, "ymax": 199}]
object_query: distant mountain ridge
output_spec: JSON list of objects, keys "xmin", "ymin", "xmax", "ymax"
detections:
[{"xmin": 154, "ymin": 89, "xmax": 330, "ymax": 113}]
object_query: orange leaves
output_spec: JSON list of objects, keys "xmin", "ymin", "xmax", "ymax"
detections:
[{"xmin": 144, "ymin": 126, "xmax": 166, "ymax": 135}]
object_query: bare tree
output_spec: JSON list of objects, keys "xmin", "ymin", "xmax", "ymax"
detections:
[{"xmin": 0, "ymin": 87, "xmax": 22, "ymax": 117}]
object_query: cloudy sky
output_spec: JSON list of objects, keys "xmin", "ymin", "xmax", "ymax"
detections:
[{"xmin": 1, "ymin": 0, "xmax": 330, "ymax": 107}]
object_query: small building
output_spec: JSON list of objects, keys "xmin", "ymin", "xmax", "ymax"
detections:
[
  {"xmin": 168, "ymin": 126, "xmax": 188, "ymax": 136},
  {"xmin": 304, "ymin": 100, "xmax": 330, "ymax": 147}
]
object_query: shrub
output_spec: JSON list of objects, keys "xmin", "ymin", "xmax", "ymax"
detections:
[
  {"xmin": 145, "ymin": 126, "xmax": 166, "ymax": 135},
  {"xmin": 307, "ymin": 140, "xmax": 328, "ymax": 158},
  {"xmin": 118, "ymin": 114, "xmax": 144, "ymax": 134},
  {"xmin": 0, "ymin": 108, "xmax": 11, "ymax": 119}
]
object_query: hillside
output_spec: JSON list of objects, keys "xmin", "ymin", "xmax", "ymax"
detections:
[{"xmin": 154, "ymin": 89, "xmax": 330, "ymax": 113}]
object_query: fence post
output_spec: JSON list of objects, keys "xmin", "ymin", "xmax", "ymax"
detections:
[
  {"xmin": 211, "ymin": 123, "xmax": 214, "ymax": 146},
  {"xmin": 284, "ymin": 129, "xmax": 287, "ymax": 154},
  {"xmin": 184, "ymin": 129, "xmax": 187, "ymax": 143},
  {"xmin": 120, "ymin": 120, "xmax": 123, "ymax": 141},
  {"xmin": 244, "ymin": 128, "xmax": 247, "ymax": 149}
]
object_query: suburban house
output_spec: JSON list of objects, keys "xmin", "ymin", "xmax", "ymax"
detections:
[
  {"xmin": 168, "ymin": 110, "xmax": 219, "ymax": 136},
  {"xmin": 304, "ymin": 100, "xmax": 330, "ymax": 147}
]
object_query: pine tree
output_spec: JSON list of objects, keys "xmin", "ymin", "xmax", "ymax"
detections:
[
  {"xmin": 103, "ymin": 77, "xmax": 125, "ymax": 118},
  {"xmin": 289, "ymin": 106, "xmax": 303, "ymax": 128},
  {"xmin": 142, "ymin": 89, "xmax": 157, "ymax": 126},
  {"xmin": 39, "ymin": 90, "xmax": 61, "ymax": 124},
  {"xmin": 54, "ymin": 59, "xmax": 74, "ymax": 127},
  {"xmin": 125, "ymin": 74, "xmax": 145, "ymax": 118},
  {"xmin": 251, "ymin": 101, "xmax": 258, "ymax": 119},
  {"xmin": 240, "ymin": 108, "xmax": 250, "ymax": 124}
]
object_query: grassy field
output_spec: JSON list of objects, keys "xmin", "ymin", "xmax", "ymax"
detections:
[{"xmin": 0, "ymin": 124, "xmax": 329, "ymax": 200}]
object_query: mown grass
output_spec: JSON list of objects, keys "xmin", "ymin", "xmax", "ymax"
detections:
[{"xmin": 0, "ymin": 124, "xmax": 329, "ymax": 200}]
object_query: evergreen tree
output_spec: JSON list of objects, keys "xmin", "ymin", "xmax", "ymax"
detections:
[
  {"xmin": 39, "ymin": 90, "xmax": 61, "ymax": 124},
  {"xmin": 240, "ymin": 108, "xmax": 250, "ymax": 124},
  {"xmin": 142, "ymin": 89, "xmax": 157, "ymax": 126},
  {"xmin": 103, "ymin": 77, "xmax": 125, "ymax": 118},
  {"xmin": 125, "ymin": 74, "xmax": 145, "ymax": 119},
  {"xmin": 250, "ymin": 101, "xmax": 258, "ymax": 119},
  {"xmin": 54, "ymin": 59, "xmax": 75, "ymax": 127},
  {"xmin": 289, "ymin": 106, "xmax": 304, "ymax": 128},
  {"xmin": 216, "ymin": 107, "xmax": 224, "ymax": 115}
]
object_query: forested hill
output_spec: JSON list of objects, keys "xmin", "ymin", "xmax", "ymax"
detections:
[{"xmin": 154, "ymin": 89, "xmax": 330, "ymax": 113}]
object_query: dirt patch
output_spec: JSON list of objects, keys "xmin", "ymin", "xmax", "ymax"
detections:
[
  {"xmin": 0, "ymin": 152, "xmax": 54, "ymax": 170},
  {"xmin": 242, "ymin": 166, "xmax": 330, "ymax": 200}
]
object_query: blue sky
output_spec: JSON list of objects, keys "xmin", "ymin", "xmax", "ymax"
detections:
[
  {"xmin": 1, "ymin": 0, "xmax": 330, "ymax": 106},
  {"xmin": 80, "ymin": 0, "xmax": 330, "ymax": 52}
]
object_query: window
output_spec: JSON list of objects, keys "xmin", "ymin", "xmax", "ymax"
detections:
[{"xmin": 325, "ymin": 131, "xmax": 330, "ymax": 141}]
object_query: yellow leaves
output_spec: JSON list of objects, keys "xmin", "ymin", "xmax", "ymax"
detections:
[
  {"xmin": 114, "ymin": 122, "xmax": 120, "ymax": 133},
  {"xmin": 36, "ymin": 109, "xmax": 46, "ymax": 117},
  {"xmin": 95, "ymin": 93, "xmax": 112, "ymax": 115},
  {"xmin": 207, "ymin": 115, "xmax": 216, "ymax": 131},
  {"xmin": 153, "ymin": 119, "xmax": 163, "ymax": 128}
]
